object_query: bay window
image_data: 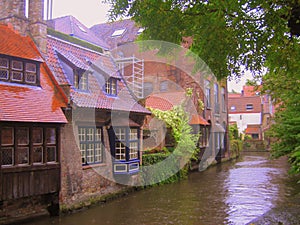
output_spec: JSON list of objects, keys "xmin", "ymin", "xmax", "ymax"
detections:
[{"xmin": 109, "ymin": 127, "xmax": 140, "ymax": 175}]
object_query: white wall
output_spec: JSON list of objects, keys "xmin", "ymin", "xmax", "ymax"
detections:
[{"xmin": 229, "ymin": 113, "xmax": 261, "ymax": 134}]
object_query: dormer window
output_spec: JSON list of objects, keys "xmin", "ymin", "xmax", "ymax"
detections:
[
  {"xmin": 74, "ymin": 71, "xmax": 88, "ymax": 91},
  {"xmin": 105, "ymin": 78, "xmax": 117, "ymax": 96},
  {"xmin": 0, "ymin": 57, "xmax": 39, "ymax": 86}
]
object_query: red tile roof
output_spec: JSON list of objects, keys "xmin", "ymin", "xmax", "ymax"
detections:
[
  {"xmin": 0, "ymin": 24, "xmax": 43, "ymax": 62},
  {"xmin": 145, "ymin": 92, "xmax": 186, "ymax": 111},
  {"xmin": 46, "ymin": 35, "xmax": 150, "ymax": 114},
  {"xmin": 228, "ymin": 96, "xmax": 262, "ymax": 114},
  {"xmin": 0, "ymin": 24, "xmax": 67, "ymax": 123},
  {"xmin": 47, "ymin": 15, "xmax": 109, "ymax": 50},
  {"xmin": 245, "ymin": 125, "xmax": 261, "ymax": 134},
  {"xmin": 190, "ymin": 114, "xmax": 210, "ymax": 125}
]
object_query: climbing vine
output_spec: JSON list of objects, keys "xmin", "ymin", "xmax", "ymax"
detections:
[{"xmin": 148, "ymin": 103, "xmax": 199, "ymax": 163}]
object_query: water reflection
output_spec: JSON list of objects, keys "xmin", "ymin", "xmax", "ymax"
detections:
[
  {"xmin": 26, "ymin": 153, "xmax": 291, "ymax": 225},
  {"xmin": 224, "ymin": 156, "xmax": 284, "ymax": 224}
]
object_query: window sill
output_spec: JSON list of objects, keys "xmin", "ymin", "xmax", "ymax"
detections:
[{"xmin": 82, "ymin": 163, "xmax": 106, "ymax": 170}]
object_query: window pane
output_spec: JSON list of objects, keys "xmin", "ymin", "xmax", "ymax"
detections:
[
  {"xmin": 115, "ymin": 142, "xmax": 126, "ymax": 160},
  {"xmin": 79, "ymin": 128, "xmax": 86, "ymax": 141},
  {"xmin": 12, "ymin": 60, "xmax": 23, "ymax": 71},
  {"xmin": 95, "ymin": 128, "xmax": 101, "ymax": 141},
  {"xmin": 129, "ymin": 128, "xmax": 138, "ymax": 140},
  {"xmin": 47, "ymin": 146, "xmax": 56, "ymax": 162},
  {"xmin": 32, "ymin": 127, "xmax": 43, "ymax": 144},
  {"xmin": 86, "ymin": 128, "xmax": 94, "ymax": 141},
  {"xmin": 33, "ymin": 146, "xmax": 43, "ymax": 163},
  {"xmin": 1, "ymin": 147, "xmax": 14, "ymax": 166},
  {"xmin": 80, "ymin": 143, "xmax": 86, "ymax": 164},
  {"xmin": 25, "ymin": 72, "xmax": 36, "ymax": 83},
  {"xmin": 94, "ymin": 143, "xmax": 102, "ymax": 162},
  {"xmin": 129, "ymin": 142, "xmax": 138, "ymax": 159},
  {"xmin": 111, "ymin": 79, "xmax": 117, "ymax": 95},
  {"xmin": 17, "ymin": 147, "xmax": 29, "ymax": 164},
  {"xmin": 12, "ymin": 71, "xmax": 23, "ymax": 81},
  {"xmin": 0, "ymin": 69, "xmax": 9, "ymax": 80},
  {"xmin": 46, "ymin": 128, "xmax": 56, "ymax": 144},
  {"xmin": 17, "ymin": 127, "xmax": 29, "ymax": 145},
  {"xmin": 0, "ymin": 58, "xmax": 8, "ymax": 68},
  {"xmin": 79, "ymin": 73, "xmax": 88, "ymax": 90},
  {"xmin": 25, "ymin": 63, "xmax": 36, "ymax": 73},
  {"xmin": 1, "ymin": 127, "xmax": 14, "ymax": 145},
  {"xmin": 115, "ymin": 128, "xmax": 125, "ymax": 140},
  {"xmin": 86, "ymin": 143, "xmax": 94, "ymax": 163}
]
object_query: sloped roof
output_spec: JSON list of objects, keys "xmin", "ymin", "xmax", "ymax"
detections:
[
  {"xmin": 0, "ymin": 24, "xmax": 67, "ymax": 123},
  {"xmin": 245, "ymin": 124, "xmax": 261, "ymax": 134},
  {"xmin": 190, "ymin": 114, "xmax": 210, "ymax": 125},
  {"xmin": 90, "ymin": 19, "xmax": 141, "ymax": 49},
  {"xmin": 46, "ymin": 36, "xmax": 119, "ymax": 85},
  {"xmin": 228, "ymin": 95, "xmax": 262, "ymax": 114},
  {"xmin": 47, "ymin": 15, "xmax": 109, "ymax": 50},
  {"xmin": 145, "ymin": 92, "xmax": 186, "ymax": 111},
  {"xmin": 0, "ymin": 24, "xmax": 43, "ymax": 62},
  {"xmin": 46, "ymin": 35, "xmax": 150, "ymax": 114}
]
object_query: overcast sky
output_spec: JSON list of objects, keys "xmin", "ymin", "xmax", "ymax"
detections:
[
  {"xmin": 51, "ymin": 0, "xmax": 248, "ymax": 92},
  {"xmin": 52, "ymin": 0, "xmax": 110, "ymax": 27}
]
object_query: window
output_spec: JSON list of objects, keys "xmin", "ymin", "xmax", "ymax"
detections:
[
  {"xmin": 160, "ymin": 80, "xmax": 168, "ymax": 92},
  {"xmin": 230, "ymin": 106, "xmax": 236, "ymax": 111},
  {"xmin": 0, "ymin": 125, "xmax": 59, "ymax": 167},
  {"xmin": 144, "ymin": 82, "xmax": 153, "ymax": 96},
  {"xmin": 78, "ymin": 127, "xmax": 103, "ymax": 165},
  {"xmin": 214, "ymin": 83, "xmax": 219, "ymax": 114},
  {"xmin": 0, "ymin": 57, "xmax": 39, "ymax": 85},
  {"xmin": 198, "ymin": 126, "xmax": 210, "ymax": 148},
  {"xmin": 74, "ymin": 70, "xmax": 88, "ymax": 91},
  {"xmin": 205, "ymin": 80, "xmax": 211, "ymax": 108},
  {"xmin": 221, "ymin": 87, "xmax": 226, "ymax": 112},
  {"xmin": 246, "ymin": 104, "xmax": 254, "ymax": 110},
  {"xmin": 105, "ymin": 78, "xmax": 118, "ymax": 95},
  {"xmin": 112, "ymin": 29, "xmax": 126, "ymax": 37},
  {"xmin": 114, "ymin": 127, "xmax": 139, "ymax": 161}
]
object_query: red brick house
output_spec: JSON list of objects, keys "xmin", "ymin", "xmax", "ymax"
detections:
[{"xmin": 0, "ymin": 23, "xmax": 67, "ymax": 221}]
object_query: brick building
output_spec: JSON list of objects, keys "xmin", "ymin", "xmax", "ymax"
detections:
[
  {"xmin": 92, "ymin": 19, "xmax": 229, "ymax": 169},
  {"xmin": 0, "ymin": 16, "xmax": 67, "ymax": 225}
]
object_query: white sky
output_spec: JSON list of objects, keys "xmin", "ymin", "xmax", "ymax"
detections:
[
  {"xmin": 51, "ymin": 0, "xmax": 248, "ymax": 92},
  {"xmin": 52, "ymin": 0, "xmax": 111, "ymax": 27}
]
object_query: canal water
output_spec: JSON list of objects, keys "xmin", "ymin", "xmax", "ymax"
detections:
[{"xmin": 27, "ymin": 152, "xmax": 296, "ymax": 225}]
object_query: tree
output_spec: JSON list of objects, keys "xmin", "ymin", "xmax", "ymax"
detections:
[
  {"xmin": 105, "ymin": 0, "xmax": 300, "ymax": 80},
  {"xmin": 105, "ymin": 1, "xmax": 300, "ymax": 174}
]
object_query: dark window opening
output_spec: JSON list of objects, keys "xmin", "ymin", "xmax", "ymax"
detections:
[
  {"xmin": 105, "ymin": 78, "xmax": 118, "ymax": 96},
  {"xmin": 0, "ymin": 125, "xmax": 59, "ymax": 167},
  {"xmin": 0, "ymin": 57, "xmax": 39, "ymax": 86}
]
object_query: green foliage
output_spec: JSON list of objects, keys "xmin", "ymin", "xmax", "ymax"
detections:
[
  {"xmin": 105, "ymin": 0, "xmax": 299, "ymax": 80},
  {"xmin": 47, "ymin": 28, "xmax": 104, "ymax": 53},
  {"xmin": 141, "ymin": 152, "xmax": 187, "ymax": 185},
  {"xmin": 230, "ymin": 139, "xmax": 243, "ymax": 158},
  {"xmin": 148, "ymin": 104, "xmax": 199, "ymax": 161},
  {"xmin": 229, "ymin": 123, "xmax": 239, "ymax": 140}
]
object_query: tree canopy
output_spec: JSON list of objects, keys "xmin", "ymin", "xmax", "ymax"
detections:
[
  {"xmin": 105, "ymin": 0, "xmax": 300, "ymax": 175},
  {"xmin": 105, "ymin": 0, "xmax": 300, "ymax": 80}
]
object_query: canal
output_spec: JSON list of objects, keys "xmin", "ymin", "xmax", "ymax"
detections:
[{"xmin": 26, "ymin": 152, "xmax": 298, "ymax": 225}]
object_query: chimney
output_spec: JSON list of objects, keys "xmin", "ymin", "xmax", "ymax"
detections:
[
  {"xmin": 28, "ymin": 0, "xmax": 47, "ymax": 54},
  {"xmin": 0, "ymin": 0, "xmax": 28, "ymax": 35}
]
